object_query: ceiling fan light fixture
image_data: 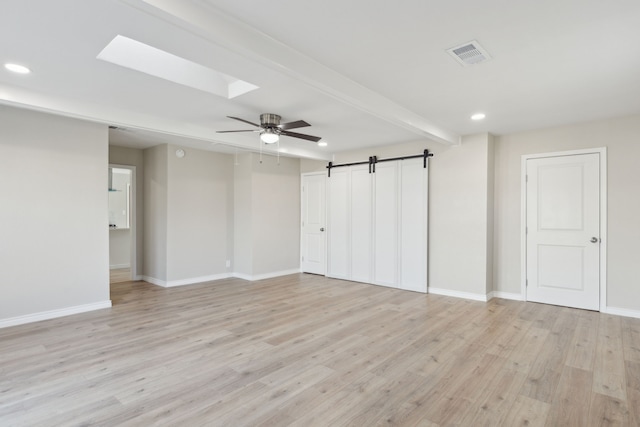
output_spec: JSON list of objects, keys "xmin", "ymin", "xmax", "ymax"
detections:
[{"xmin": 260, "ymin": 129, "xmax": 279, "ymax": 144}]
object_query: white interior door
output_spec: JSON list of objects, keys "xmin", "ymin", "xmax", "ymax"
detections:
[
  {"xmin": 301, "ymin": 173, "xmax": 326, "ymax": 275},
  {"xmin": 526, "ymin": 153, "xmax": 600, "ymax": 310}
]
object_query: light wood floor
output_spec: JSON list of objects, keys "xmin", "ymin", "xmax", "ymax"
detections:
[
  {"xmin": 1, "ymin": 274, "xmax": 639, "ymax": 426},
  {"xmin": 109, "ymin": 268, "xmax": 131, "ymax": 284}
]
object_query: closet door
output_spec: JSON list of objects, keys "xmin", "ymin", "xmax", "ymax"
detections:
[
  {"xmin": 373, "ymin": 162, "xmax": 398, "ymax": 287},
  {"xmin": 325, "ymin": 157, "xmax": 429, "ymax": 293},
  {"xmin": 350, "ymin": 165, "xmax": 372, "ymax": 283},
  {"xmin": 327, "ymin": 169, "xmax": 350, "ymax": 279},
  {"xmin": 398, "ymin": 158, "xmax": 428, "ymax": 292}
]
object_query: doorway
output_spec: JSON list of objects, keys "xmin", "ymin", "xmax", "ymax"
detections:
[
  {"xmin": 522, "ymin": 148, "xmax": 607, "ymax": 310},
  {"xmin": 109, "ymin": 164, "xmax": 136, "ymax": 283}
]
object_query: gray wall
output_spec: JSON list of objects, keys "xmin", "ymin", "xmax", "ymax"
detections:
[
  {"xmin": 143, "ymin": 144, "xmax": 168, "ymax": 282},
  {"xmin": 109, "ymin": 229, "xmax": 130, "ymax": 268},
  {"xmin": 494, "ymin": 114, "xmax": 640, "ymax": 311},
  {"xmin": 143, "ymin": 148, "xmax": 300, "ymax": 283},
  {"xmin": 166, "ymin": 145, "xmax": 233, "ymax": 282},
  {"xmin": 234, "ymin": 153, "xmax": 301, "ymax": 278},
  {"xmin": 0, "ymin": 106, "xmax": 110, "ymax": 321},
  {"xmin": 429, "ymin": 134, "xmax": 494, "ymax": 297},
  {"xmin": 4, "ymin": 102, "xmax": 639, "ymax": 324},
  {"xmin": 233, "ymin": 153, "xmax": 253, "ymax": 275},
  {"xmin": 251, "ymin": 154, "xmax": 301, "ymax": 276}
]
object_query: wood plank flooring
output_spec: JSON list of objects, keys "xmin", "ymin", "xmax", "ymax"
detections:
[
  {"xmin": 1, "ymin": 274, "xmax": 639, "ymax": 426},
  {"xmin": 109, "ymin": 268, "xmax": 131, "ymax": 284}
]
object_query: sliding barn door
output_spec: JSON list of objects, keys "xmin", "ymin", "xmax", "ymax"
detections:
[
  {"xmin": 327, "ymin": 169, "xmax": 350, "ymax": 279},
  {"xmin": 399, "ymin": 159, "xmax": 428, "ymax": 292},
  {"xmin": 373, "ymin": 162, "xmax": 398, "ymax": 287},
  {"xmin": 327, "ymin": 158, "xmax": 428, "ymax": 293},
  {"xmin": 351, "ymin": 165, "xmax": 373, "ymax": 283}
]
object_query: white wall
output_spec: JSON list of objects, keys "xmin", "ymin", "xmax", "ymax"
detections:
[
  {"xmin": 494, "ymin": 114, "xmax": 640, "ymax": 312},
  {"xmin": 109, "ymin": 146, "xmax": 144, "ymax": 276},
  {"xmin": 0, "ymin": 106, "xmax": 110, "ymax": 324}
]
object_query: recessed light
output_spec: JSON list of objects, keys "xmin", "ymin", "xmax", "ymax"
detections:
[
  {"xmin": 317, "ymin": 141, "xmax": 328, "ymax": 147},
  {"xmin": 4, "ymin": 63, "xmax": 31, "ymax": 74},
  {"xmin": 471, "ymin": 113, "xmax": 486, "ymax": 121}
]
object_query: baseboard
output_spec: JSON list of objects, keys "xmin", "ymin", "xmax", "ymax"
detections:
[
  {"xmin": 428, "ymin": 287, "xmax": 490, "ymax": 302},
  {"xmin": 0, "ymin": 300, "xmax": 112, "ymax": 329},
  {"xmin": 233, "ymin": 269, "xmax": 301, "ymax": 282},
  {"xmin": 132, "ymin": 275, "xmax": 143, "ymax": 281},
  {"xmin": 109, "ymin": 264, "xmax": 130, "ymax": 270},
  {"xmin": 142, "ymin": 269, "xmax": 301, "ymax": 287},
  {"xmin": 602, "ymin": 306, "xmax": 640, "ymax": 319},
  {"xmin": 143, "ymin": 273, "xmax": 232, "ymax": 288},
  {"xmin": 490, "ymin": 291, "xmax": 524, "ymax": 301},
  {"xmin": 142, "ymin": 275, "xmax": 166, "ymax": 287}
]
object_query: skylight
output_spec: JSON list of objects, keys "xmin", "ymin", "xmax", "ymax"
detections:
[{"xmin": 97, "ymin": 35, "xmax": 258, "ymax": 99}]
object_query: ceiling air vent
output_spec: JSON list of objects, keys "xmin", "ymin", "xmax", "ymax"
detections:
[{"xmin": 446, "ymin": 40, "xmax": 491, "ymax": 66}]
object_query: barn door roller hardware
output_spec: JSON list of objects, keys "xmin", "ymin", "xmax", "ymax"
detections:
[{"xmin": 326, "ymin": 149, "xmax": 433, "ymax": 177}]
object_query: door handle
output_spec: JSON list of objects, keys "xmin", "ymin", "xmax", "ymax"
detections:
[
  {"xmin": 320, "ymin": 227, "xmax": 325, "ymax": 232},
  {"xmin": 590, "ymin": 237, "xmax": 599, "ymax": 243}
]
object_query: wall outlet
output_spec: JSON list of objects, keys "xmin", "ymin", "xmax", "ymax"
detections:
[{"xmin": 225, "ymin": 260, "xmax": 231, "ymax": 268}]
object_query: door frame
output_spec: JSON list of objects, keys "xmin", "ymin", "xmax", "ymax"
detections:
[
  {"xmin": 300, "ymin": 171, "xmax": 327, "ymax": 275},
  {"xmin": 109, "ymin": 163, "xmax": 137, "ymax": 280},
  {"xmin": 520, "ymin": 148, "xmax": 607, "ymax": 310}
]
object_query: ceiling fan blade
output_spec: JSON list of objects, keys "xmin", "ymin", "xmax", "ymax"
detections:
[
  {"xmin": 216, "ymin": 129, "xmax": 258, "ymax": 133},
  {"xmin": 227, "ymin": 116, "xmax": 260, "ymax": 127},
  {"xmin": 281, "ymin": 130, "xmax": 322, "ymax": 142},
  {"xmin": 279, "ymin": 120, "xmax": 311, "ymax": 130}
]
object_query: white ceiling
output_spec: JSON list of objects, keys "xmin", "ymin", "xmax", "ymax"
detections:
[{"xmin": 2, "ymin": 0, "xmax": 639, "ymax": 160}]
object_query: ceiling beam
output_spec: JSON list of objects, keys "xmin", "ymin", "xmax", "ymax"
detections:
[
  {"xmin": 124, "ymin": 0, "xmax": 461, "ymax": 145},
  {"xmin": 0, "ymin": 84, "xmax": 332, "ymax": 161}
]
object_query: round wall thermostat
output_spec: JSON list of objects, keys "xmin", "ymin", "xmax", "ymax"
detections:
[{"xmin": 175, "ymin": 149, "xmax": 185, "ymax": 158}]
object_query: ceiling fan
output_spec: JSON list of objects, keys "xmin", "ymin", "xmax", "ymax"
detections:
[{"xmin": 217, "ymin": 113, "xmax": 322, "ymax": 144}]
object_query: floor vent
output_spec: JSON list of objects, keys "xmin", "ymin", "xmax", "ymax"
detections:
[{"xmin": 446, "ymin": 40, "xmax": 492, "ymax": 66}]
